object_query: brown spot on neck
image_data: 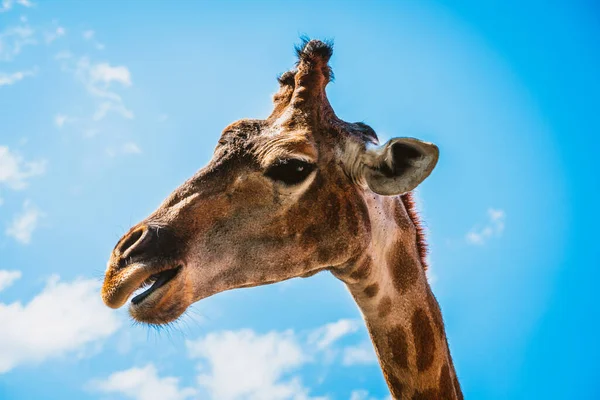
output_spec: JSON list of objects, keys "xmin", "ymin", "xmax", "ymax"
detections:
[
  {"xmin": 387, "ymin": 373, "xmax": 404, "ymax": 399},
  {"xmin": 387, "ymin": 238, "xmax": 419, "ymax": 294},
  {"xmin": 364, "ymin": 283, "xmax": 380, "ymax": 298},
  {"xmin": 412, "ymin": 388, "xmax": 438, "ymax": 400},
  {"xmin": 377, "ymin": 295, "xmax": 392, "ymax": 318},
  {"xmin": 439, "ymin": 364, "xmax": 455, "ymax": 400},
  {"xmin": 411, "ymin": 308, "xmax": 436, "ymax": 372},
  {"xmin": 387, "ymin": 325, "xmax": 409, "ymax": 369}
]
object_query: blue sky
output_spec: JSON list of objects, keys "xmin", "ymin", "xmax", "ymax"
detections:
[{"xmin": 0, "ymin": 1, "xmax": 598, "ymax": 399}]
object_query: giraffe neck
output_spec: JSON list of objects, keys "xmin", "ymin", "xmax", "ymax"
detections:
[{"xmin": 334, "ymin": 196, "xmax": 462, "ymax": 400}]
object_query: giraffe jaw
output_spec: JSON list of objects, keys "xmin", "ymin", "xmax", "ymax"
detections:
[{"xmin": 102, "ymin": 259, "xmax": 193, "ymax": 324}]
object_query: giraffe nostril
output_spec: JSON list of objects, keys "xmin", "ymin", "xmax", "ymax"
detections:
[
  {"xmin": 118, "ymin": 229, "xmax": 143, "ymax": 254},
  {"xmin": 116, "ymin": 225, "xmax": 154, "ymax": 262}
]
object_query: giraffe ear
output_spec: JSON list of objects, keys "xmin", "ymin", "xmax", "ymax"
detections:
[{"xmin": 361, "ymin": 138, "xmax": 439, "ymax": 196}]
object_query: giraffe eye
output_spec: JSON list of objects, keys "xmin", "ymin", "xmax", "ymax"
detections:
[{"xmin": 265, "ymin": 159, "xmax": 316, "ymax": 186}]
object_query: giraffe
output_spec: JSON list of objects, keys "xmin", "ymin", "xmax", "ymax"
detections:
[{"xmin": 102, "ymin": 39, "xmax": 462, "ymax": 399}]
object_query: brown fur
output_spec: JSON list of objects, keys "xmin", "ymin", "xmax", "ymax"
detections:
[
  {"xmin": 364, "ymin": 283, "xmax": 380, "ymax": 298},
  {"xmin": 387, "ymin": 238, "xmax": 420, "ymax": 294},
  {"xmin": 388, "ymin": 326, "xmax": 410, "ymax": 370},
  {"xmin": 387, "ymin": 373, "xmax": 405, "ymax": 399},
  {"xmin": 439, "ymin": 364, "xmax": 455, "ymax": 400},
  {"xmin": 412, "ymin": 389, "xmax": 438, "ymax": 400},
  {"xmin": 377, "ymin": 295, "xmax": 393, "ymax": 318},
  {"xmin": 412, "ymin": 308, "xmax": 436, "ymax": 372}
]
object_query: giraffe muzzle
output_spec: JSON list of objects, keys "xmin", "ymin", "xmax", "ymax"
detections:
[{"xmin": 102, "ymin": 224, "xmax": 186, "ymax": 310}]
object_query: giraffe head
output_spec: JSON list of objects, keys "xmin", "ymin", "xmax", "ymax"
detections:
[{"xmin": 101, "ymin": 39, "xmax": 439, "ymax": 324}]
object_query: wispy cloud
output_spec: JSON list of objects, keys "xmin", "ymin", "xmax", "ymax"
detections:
[
  {"xmin": 0, "ymin": 0, "xmax": 34, "ymax": 13},
  {"xmin": 466, "ymin": 208, "xmax": 506, "ymax": 245},
  {"xmin": 0, "ymin": 274, "xmax": 121, "ymax": 373},
  {"xmin": 82, "ymin": 30, "xmax": 94, "ymax": 40},
  {"xmin": 0, "ymin": 146, "xmax": 46, "ymax": 190},
  {"xmin": 106, "ymin": 141, "xmax": 142, "ymax": 158},
  {"xmin": 0, "ymin": 68, "xmax": 37, "ymax": 86},
  {"xmin": 90, "ymin": 364, "xmax": 196, "ymax": 400},
  {"xmin": 44, "ymin": 25, "xmax": 65, "ymax": 44},
  {"xmin": 53, "ymin": 113, "xmax": 73, "ymax": 128},
  {"xmin": 0, "ymin": 22, "xmax": 36, "ymax": 61},
  {"xmin": 89, "ymin": 62, "xmax": 131, "ymax": 86},
  {"xmin": 82, "ymin": 29, "xmax": 104, "ymax": 50},
  {"xmin": 57, "ymin": 55, "xmax": 134, "ymax": 121},
  {"xmin": 93, "ymin": 101, "xmax": 133, "ymax": 121},
  {"xmin": 122, "ymin": 142, "xmax": 141, "ymax": 154},
  {"xmin": 16, "ymin": 0, "xmax": 34, "ymax": 7},
  {"xmin": 5, "ymin": 200, "xmax": 42, "ymax": 244},
  {"xmin": 308, "ymin": 318, "xmax": 360, "ymax": 351},
  {"xmin": 0, "ymin": 270, "xmax": 21, "ymax": 292},
  {"xmin": 342, "ymin": 341, "xmax": 377, "ymax": 366}
]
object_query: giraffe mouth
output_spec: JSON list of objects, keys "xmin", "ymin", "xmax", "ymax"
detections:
[
  {"xmin": 130, "ymin": 265, "xmax": 182, "ymax": 305},
  {"xmin": 101, "ymin": 262, "xmax": 185, "ymax": 310}
]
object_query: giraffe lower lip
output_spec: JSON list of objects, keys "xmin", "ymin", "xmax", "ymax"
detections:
[{"xmin": 131, "ymin": 266, "xmax": 182, "ymax": 305}]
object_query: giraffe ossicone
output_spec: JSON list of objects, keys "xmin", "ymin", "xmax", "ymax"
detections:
[{"xmin": 102, "ymin": 38, "xmax": 462, "ymax": 399}]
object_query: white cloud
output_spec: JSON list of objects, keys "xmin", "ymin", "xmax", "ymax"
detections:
[
  {"xmin": 342, "ymin": 341, "xmax": 377, "ymax": 366},
  {"xmin": 308, "ymin": 319, "xmax": 360, "ymax": 351},
  {"xmin": 0, "ymin": 68, "xmax": 36, "ymax": 86},
  {"xmin": 187, "ymin": 329, "xmax": 326, "ymax": 400},
  {"xmin": 122, "ymin": 142, "xmax": 141, "ymax": 154},
  {"xmin": 82, "ymin": 29, "xmax": 94, "ymax": 40},
  {"xmin": 91, "ymin": 364, "xmax": 196, "ymax": 400},
  {"xmin": 0, "ymin": 270, "xmax": 21, "ymax": 292},
  {"xmin": 54, "ymin": 114, "xmax": 72, "ymax": 128},
  {"xmin": 106, "ymin": 142, "xmax": 142, "ymax": 158},
  {"xmin": 466, "ymin": 208, "xmax": 506, "ymax": 245},
  {"xmin": 5, "ymin": 200, "xmax": 42, "ymax": 244},
  {"xmin": 0, "ymin": 275, "xmax": 121, "ymax": 373},
  {"xmin": 83, "ymin": 128, "xmax": 98, "ymax": 138},
  {"xmin": 59, "ymin": 56, "xmax": 134, "ymax": 121},
  {"xmin": 90, "ymin": 62, "xmax": 131, "ymax": 86},
  {"xmin": 0, "ymin": 23, "xmax": 36, "ymax": 60},
  {"xmin": 0, "ymin": 0, "xmax": 33, "ymax": 13},
  {"xmin": 0, "ymin": 146, "xmax": 46, "ymax": 190},
  {"xmin": 44, "ymin": 26, "xmax": 65, "ymax": 44},
  {"xmin": 54, "ymin": 50, "xmax": 72, "ymax": 60},
  {"xmin": 93, "ymin": 101, "xmax": 134, "ymax": 121}
]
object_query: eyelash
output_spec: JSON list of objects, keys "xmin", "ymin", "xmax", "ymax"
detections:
[{"xmin": 264, "ymin": 159, "xmax": 316, "ymax": 186}]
